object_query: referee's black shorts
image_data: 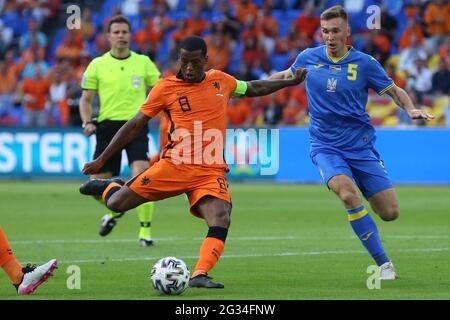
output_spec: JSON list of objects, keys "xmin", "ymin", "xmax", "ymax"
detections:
[{"xmin": 94, "ymin": 120, "xmax": 149, "ymax": 176}]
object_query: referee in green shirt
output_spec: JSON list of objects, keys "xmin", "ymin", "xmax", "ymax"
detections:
[{"xmin": 79, "ymin": 15, "xmax": 160, "ymax": 246}]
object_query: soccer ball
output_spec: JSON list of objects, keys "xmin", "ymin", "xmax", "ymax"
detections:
[{"xmin": 150, "ymin": 257, "xmax": 190, "ymax": 295}]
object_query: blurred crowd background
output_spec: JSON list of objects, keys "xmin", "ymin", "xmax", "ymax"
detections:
[{"xmin": 0, "ymin": 0, "xmax": 449, "ymax": 129}]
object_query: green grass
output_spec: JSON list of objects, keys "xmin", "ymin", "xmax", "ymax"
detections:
[{"xmin": 0, "ymin": 182, "xmax": 449, "ymax": 300}]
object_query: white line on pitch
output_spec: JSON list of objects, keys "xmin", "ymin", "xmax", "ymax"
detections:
[
  {"xmin": 41, "ymin": 247, "xmax": 450, "ymax": 264},
  {"xmin": 9, "ymin": 234, "xmax": 449, "ymax": 245}
]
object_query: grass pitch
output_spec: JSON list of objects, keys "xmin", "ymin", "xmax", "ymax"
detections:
[{"xmin": 0, "ymin": 182, "xmax": 449, "ymax": 300}]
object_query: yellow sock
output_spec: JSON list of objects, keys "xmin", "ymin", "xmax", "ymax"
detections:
[{"xmin": 137, "ymin": 202, "xmax": 154, "ymax": 239}]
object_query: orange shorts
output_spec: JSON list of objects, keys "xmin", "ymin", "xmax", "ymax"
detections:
[{"xmin": 127, "ymin": 159, "xmax": 231, "ymax": 218}]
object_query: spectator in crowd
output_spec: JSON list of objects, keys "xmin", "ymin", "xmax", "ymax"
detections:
[
  {"xmin": 186, "ymin": 4, "xmax": 209, "ymax": 35},
  {"xmin": 205, "ymin": 26, "xmax": 231, "ymax": 71},
  {"xmin": 431, "ymin": 59, "xmax": 450, "ymax": 95},
  {"xmin": 95, "ymin": 25, "xmax": 110, "ymax": 54},
  {"xmin": 49, "ymin": 68, "xmax": 69, "ymax": 126},
  {"xmin": 0, "ymin": 60, "xmax": 17, "ymax": 115},
  {"xmin": 407, "ymin": 58, "xmax": 433, "ymax": 103},
  {"xmin": 398, "ymin": 34, "xmax": 427, "ymax": 74},
  {"xmin": 263, "ymin": 93, "xmax": 283, "ymax": 126},
  {"xmin": 80, "ymin": 8, "xmax": 96, "ymax": 41},
  {"xmin": 275, "ymin": 24, "xmax": 311, "ymax": 64},
  {"xmin": 258, "ymin": 4, "xmax": 279, "ymax": 56},
  {"xmin": 241, "ymin": 34, "xmax": 267, "ymax": 70},
  {"xmin": 235, "ymin": 0, "xmax": 258, "ymax": 25},
  {"xmin": 55, "ymin": 30, "xmax": 84, "ymax": 61},
  {"xmin": 295, "ymin": 4, "xmax": 320, "ymax": 42},
  {"xmin": 217, "ymin": 0, "xmax": 241, "ymax": 40},
  {"xmin": 363, "ymin": 31, "xmax": 390, "ymax": 67},
  {"xmin": 282, "ymin": 85, "xmax": 308, "ymax": 126},
  {"xmin": 21, "ymin": 48, "xmax": 49, "ymax": 79},
  {"xmin": 19, "ymin": 65, "xmax": 51, "ymax": 127},
  {"xmin": 0, "ymin": 19, "xmax": 13, "ymax": 54},
  {"xmin": 438, "ymin": 36, "xmax": 450, "ymax": 67},
  {"xmin": 19, "ymin": 18, "xmax": 47, "ymax": 51},
  {"xmin": 135, "ymin": 3, "xmax": 174, "ymax": 59},
  {"xmin": 386, "ymin": 64, "xmax": 406, "ymax": 89},
  {"xmin": 399, "ymin": 16, "xmax": 424, "ymax": 50},
  {"xmin": 227, "ymin": 97, "xmax": 253, "ymax": 127},
  {"xmin": 2, "ymin": 49, "xmax": 20, "ymax": 80},
  {"xmin": 236, "ymin": 62, "xmax": 259, "ymax": 81},
  {"xmin": 169, "ymin": 18, "xmax": 191, "ymax": 64},
  {"xmin": 380, "ymin": 6, "xmax": 397, "ymax": 42},
  {"xmin": 424, "ymin": 0, "xmax": 450, "ymax": 53}
]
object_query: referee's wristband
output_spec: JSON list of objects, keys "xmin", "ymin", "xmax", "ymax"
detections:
[{"xmin": 82, "ymin": 121, "xmax": 94, "ymax": 128}]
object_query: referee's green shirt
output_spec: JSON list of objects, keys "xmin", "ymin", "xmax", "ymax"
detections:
[{"xmin": 81, "ymin": 51, "xmax": 160, "ymax": 122}]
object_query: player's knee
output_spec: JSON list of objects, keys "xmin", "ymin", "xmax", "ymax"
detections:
[
  {"xmin": 106, "ymin": 196, "xmax": 124, "ymax": 213},
  {"xmin": 213, "ymin": 204, "xmax": 231, "ymax": 228},
  {"xmin": 379, "ymin": 205, "xmax": 400, "ymax": 221},
  {"xmin": 339, "ymin": 190, "xmax": 361, "ymax": 208}
]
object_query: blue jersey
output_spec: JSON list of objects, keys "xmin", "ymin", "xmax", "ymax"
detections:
[{"xmin": 290, "ymin": 45, "xmax": 394, "ymax": 159}]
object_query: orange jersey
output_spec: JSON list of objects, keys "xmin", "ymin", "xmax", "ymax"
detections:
[{"xmin": 140, "ymin": 69, "xmax": 238, "ymax": 170}]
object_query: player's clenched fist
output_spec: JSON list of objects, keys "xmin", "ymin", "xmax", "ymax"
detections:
[{"xmin": 82, "ymin": 159, "xmax": 104, "ymax": 175}]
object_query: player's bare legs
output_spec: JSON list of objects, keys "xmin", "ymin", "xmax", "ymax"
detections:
[
  {"xmin": 194, "ymin": 196, "xmax": 231, "ymax": 229},
  {"xmin": 189, "ymin": 196, "xmax": 231, "ymax": 289},
  {"xmin": 106, "ymin": 185, "xmax": 149, "ymax": 212},
  {"xmin": 368, "ymin": 188, "xmax": 399, "ymax": 221},
  {"xmin": 328, "ymin": 175, "xmax": 362, "ymax": 209},
  {"xmin": 328, "ymin": 174, "xmax": 396, "ymax": 279}
]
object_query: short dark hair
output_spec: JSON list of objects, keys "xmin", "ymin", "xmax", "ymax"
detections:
[
  {"xmin": 107, "ymin": 15, "xmax": 131, "ymax": 33},
  {"xmin": 180, "ymin": 36, "xmax": 207, "ymax": 57},
  {"xmin": 320, "ymin": 5, "xmax": 348, "ymax": 22}
]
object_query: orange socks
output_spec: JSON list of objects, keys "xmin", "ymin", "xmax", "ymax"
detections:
[
  {"xmin": 0, "ymin": 228, "xmax": 23, "ymax": 285},
  {"xmin": 192, "ymin": 237, "xmax": 225, "ymax": 278},
  {"xmin": 102, "ymin": 182, "xmax": 122, "ymax": 203}
]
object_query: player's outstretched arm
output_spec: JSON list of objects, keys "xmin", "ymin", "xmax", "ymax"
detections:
[
  {"xmin": 82, "ymin": 112, "xmax": 151, "ymax": 174},
  {"xmin": 267, "ymin": 69, "xmax": 295, "ymax": 81},
  {"xmin": 385, "ymin": 85, "xmax": 434, "ymax": 121},
  {"xmin": 244, "ymin": 68, "xmax": 307, "ymax": 97}
]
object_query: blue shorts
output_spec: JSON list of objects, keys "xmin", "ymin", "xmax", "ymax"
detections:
[{"xmin": 311, "ymin": 151, "xmax": 393, "ymax": 199}]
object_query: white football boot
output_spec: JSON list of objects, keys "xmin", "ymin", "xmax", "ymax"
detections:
[
  {"xmin": 379, "ymin": 261, "xmax": 397, "ymax": 280},
  {"xmin": 16, "ymin": 259, "xmax": 58, "ymax": 294}
]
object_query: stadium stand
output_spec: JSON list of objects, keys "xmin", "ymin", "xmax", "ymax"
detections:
[{"xmin": 0, "ymin": 0, "xmax": 449, "ymax": 128}]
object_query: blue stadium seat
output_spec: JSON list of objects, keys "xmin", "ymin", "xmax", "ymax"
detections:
[
  {"xmin": 156, "ymin": 33, "xmax": 172, "ymax": 66},
  {"xmin": 286, "ymin": 0, "xmax": 299, "ymax": 9},
  {"xmin": 228, "ymin": 43, "xmax": 242, "ymax": 75},
  {"xmin": 271, "ymin": 54, "xmax": 289, "ymax": 71},
  {"xmin": 126, "ymin": 15, "xmax": 142, "ymax": 31},
  {"xmin": 48, "ymin": 28, "xmax": 66, "ymax": 62},
  {"xmin": 166, "ymin": 10, "xmax": 190, "ymax": 21},
  {"xmin": 325, "ymin": 0, "xmax": 343, "ymax": 7},
  {"xmin": 177, "ymin": 0, "xmax": 187, "ymax": 11},
  {"xmin": 278, "ymin": 19, "xmax": 289, "ymax": 37},
  {"xmin": 286, "ymin": 9, "xmax": 302, "ymax": 22},
  {"xmin": 385, "ymin": 0, "xmax": 403, "ymax": 16},
  {"xmin": 91, "ymin": 12, "xmax": 103, "ymax": 31},
  {"xmin": 253, "ymin": 0, "xmax": 265, "ymax": 8},
  {"xmin": 9, "ymin": 107, "xmax": 24, "ymax": 126}
]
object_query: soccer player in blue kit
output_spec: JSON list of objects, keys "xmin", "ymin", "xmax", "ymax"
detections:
[{"xmin": 270, "ymin": 5, "xmax": 434, "ymax": 279}]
